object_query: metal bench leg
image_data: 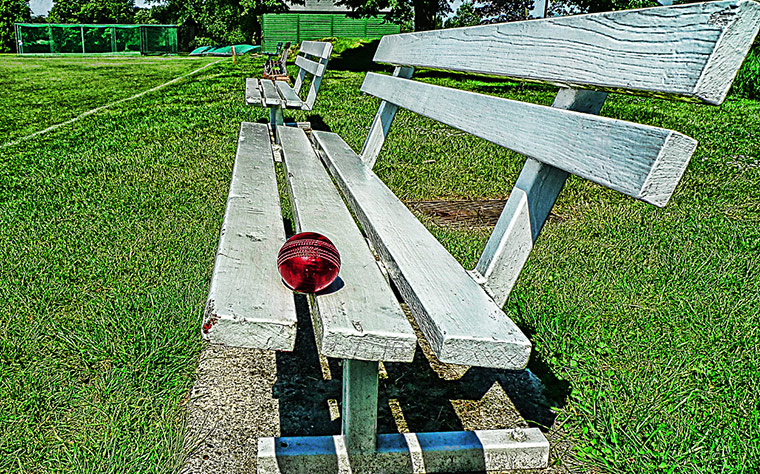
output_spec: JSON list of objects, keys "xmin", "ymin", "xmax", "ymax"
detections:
[{"xmin": 342, "ymin": 359, "xmax": 378, "ymax": 454}]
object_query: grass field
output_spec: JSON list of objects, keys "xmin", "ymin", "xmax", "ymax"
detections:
[{"xmin": 1, "ymin": 43, "xmax": 758, "ymax": 473}]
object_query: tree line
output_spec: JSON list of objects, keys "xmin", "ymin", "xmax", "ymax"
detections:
[{"xmin": 0, "ymin": 0, "xmax": 718, "ymax": 54}]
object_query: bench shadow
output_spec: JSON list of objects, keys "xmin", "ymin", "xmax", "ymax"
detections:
[
  {"xmin": 328, "ymin": 40, "xmax": 389, "ymax": 73},
  {"xmin": 273, "ymin": 295, "xmax": 570, "ymax": 439},
  {"xmin": 304, "ymin": 115, "xmax": 332, "ymax": 133}
]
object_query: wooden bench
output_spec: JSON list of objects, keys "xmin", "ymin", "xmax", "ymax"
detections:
[
  {"xmin": 203, "ymin": 2, "xmax": 760, "ymax": 472},
  {"xmin": 263, "ymin": 41, "xmax": 292, "ymax": 82},
  {"xmin": 246, "ymin": 41, "xmax": 333, "ymax": 136}
]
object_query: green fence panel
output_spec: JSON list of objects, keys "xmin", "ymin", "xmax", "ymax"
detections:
[
  {"xmin": 15, "ymin": 23, "xmax": 177, "ymax": 55},
  {"xmin": 50, "ymin": 26, "xmax": 80, "ymax": 53},
  {"xmin": 262, "ymin": 13, "xmax": 400, "ymax": 52}
]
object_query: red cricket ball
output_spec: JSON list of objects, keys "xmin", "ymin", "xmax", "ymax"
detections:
[{"xmin": 277, "ymin": 232, "xmax": 341, "ymax": 293}]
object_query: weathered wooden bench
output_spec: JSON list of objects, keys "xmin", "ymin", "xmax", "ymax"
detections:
[
  {"xmin": 203, "ymin": 2, "xmax": 760, "ymax": 472},
  {"xmin": 263, "ymin": 41, "xmax": 292, "ymax": 82},
  {"xmin": 246, "ymin": 41, "xmax": 333, "ymax": 135}
]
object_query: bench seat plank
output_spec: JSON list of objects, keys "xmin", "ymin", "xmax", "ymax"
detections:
[
  {"xmin": 245, "ymin": 78, "xmax": 263, "ymax": 106},
  {"xmin": 275, "ymin": 81, "xmax": 304, "ymax": 108},
  {"xmin": 279, "ymin": 126, "xmax": 417, "ymax": 362},
  {"xmin": 361, "ymin": 72, "xmax": 698, "ymax": 207},
  {"xmin": 372, "ymin": 0, "xmax": 760, "ymax": 105},
  {"xmin": 203, "ymin": 122, "xmax": 297, "ymax": 351},
  {"xmin": 260, "ymin": 79, "xmax": 282, "ymax": 107},
  {"xmin": 311, "ymin": 130, "xmax": 532, "ymax": 370}
]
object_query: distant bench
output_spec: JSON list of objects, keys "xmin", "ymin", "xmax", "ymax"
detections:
[
  {"xmin": 203, "ymin": 2, "xmax": 760, "ymax": 472},
  {"xmin": 246, "ymin": 41, "xmax": 333, "ymax": 138}
]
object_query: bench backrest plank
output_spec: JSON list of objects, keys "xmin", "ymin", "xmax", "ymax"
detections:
[
  {"xmin": 373, "ymin": 0, "xmax": 760, "ymax": 105},
  {"xmin": 361, "ymin": 72, "xmax": 697, "ymax": 207},
  {"xmin": 293, "ymin": 40, "xmax": 334, "ymax": 111},
  {"xmin": 294, "ymin": 55, "xmax": 327, "ymax": 77}
]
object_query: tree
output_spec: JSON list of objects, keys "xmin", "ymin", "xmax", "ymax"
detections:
[
  {"xmin": 49, "ymin": 0, "xmax": 136, "ymax": 24},
  {"xmin": 337, "ymin": 0, "xmax": 534, "ymax": 32},
  {"xmin": 148, "ymin": 0, "xmax": 287, "ymax": 49},
  {"xmin": 335, "ymin": 0, "xmax": 451, "ymax": 32},
  {"xmin": 474, "ymin": 0, "xmax": 533, "ymax": 23},
  {"xmin": 443, "ymin": 1, "xmax": 481, "ymax": 28},
  {"xmin": 0, "ymin": 0, "xmax": 30, "ymax": 52}
]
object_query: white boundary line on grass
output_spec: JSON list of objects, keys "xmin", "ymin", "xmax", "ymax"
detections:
[{"xmin": 2, "ymin": 59, "xmax": 224, "ymax": 150}]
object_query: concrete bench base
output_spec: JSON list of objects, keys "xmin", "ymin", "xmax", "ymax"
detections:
[{"xmin": 257, "ymin": 428, "xmax": 549, "ymax": 474}]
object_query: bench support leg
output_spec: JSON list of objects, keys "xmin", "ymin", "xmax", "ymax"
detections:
[
  {"xmin": 342, "ymin": 359, "xmax": 379, "ymax": 454},
  {"xmin": 473, "ymin": 88, "xmax": 608, "ymax": 307},
  {"xmin": 270, "ymin": 105, "xmax": 284, "ymax": 143},
  {"xmin": 257, "ymin": 360, "xmax": 549, "ymax": 473}
]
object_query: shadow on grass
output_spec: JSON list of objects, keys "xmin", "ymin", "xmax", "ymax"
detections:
[
  {"xmin": 305, "ymin": 114, "xmax": 333, "ymax": 133},
  {"xmin": 273, "ymin": 287, "xmax": 570, "ymax": 438},
  {"xmin": 328, "ymin": 40, "xmax": 389, "ymax": 73}
]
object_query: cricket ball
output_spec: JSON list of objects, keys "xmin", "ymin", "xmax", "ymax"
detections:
[{"xmin": 277, "ymin": 232, "xmax": 341, "ymax": 293}]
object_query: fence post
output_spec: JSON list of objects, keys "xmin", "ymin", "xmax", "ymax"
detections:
[
  {"xmin": 81, "ymin": 26, "xmax": 85, "ymax": 54},
  {"xmin": 15, "ymin": 24, "xmax": 21, "ymax": 54}
]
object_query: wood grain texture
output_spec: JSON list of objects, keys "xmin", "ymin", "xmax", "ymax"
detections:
[
  {"xmin": 260, "ymin": 79, "xmax": 281, "ymax": 107},
  {"xmin": 203, "ymin": 122, "xmax": 297, "ymax": 351},
  {"xmin": 361, "ymin": 73, "xmax": 697, "ymax": 206},
  {"xmin": 275, "ymin": 81, "xmax": 303, "ymax": 108},
  {"xmin": 278, "ymin": 126, "xmax": 416, "ymax": 363},
  {"xmin": 373, "ymin": 0, "xmax": 760, "ymax": 104},
  {"xmin": 475, "ymin": 89, "xmax": 607, "ymax": 306},
  {"xmin": 245, "ymin": 78, "xmax": 263, "ymax": 106},
  {"xmin": 360, "ymin": 66, "xmax": 414, "ymax": 168},
  {"xmin": 295, "ymin": 55, "xmax": 326, "ymax": 77},
  {"xmin": 311, "ymin": 130, "xmax": 532, "ymax": 370},
  {"xmin": 300, "ymin": 40, "xmax": 333, "ymax": 59}
]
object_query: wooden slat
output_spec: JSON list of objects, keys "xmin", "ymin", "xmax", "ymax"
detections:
[
  {"xmin": 311, "ymin": 130, "xmax": 532, "ymax": 370},
  {"xmin": 203, "ymin": 122, "xmax": 297, "ymax": 351},
  {"xmin": 300, "ymin": 40, "xmax": 332, "ymax": 59},
  {"xmin": 372, "ymin": 0, "xmax": 760, "ymax": 104},
  {"xmin": 245, "ymin": 78, "xmax": 263, "ymax": 106},
  {"xmin": 475, "ymin": 89, "xmax": 608, "ymax": 307},
  {"xmin": 260, "ymin": 79, "xmax": 281, "ymax": 106},
  {"xmin": 275, "ymin": 80, "xmax": 303, "ymax": 108},
  {"xmin": 295, "ymin": 55, "xmax": 326, "ymax": 77},
  {"xmin": 361, "ymin": 73, "xmax": 697, "ymax": 207},
  {"xmin": 278, "ymin": 126, "xmax": 416, "ymax": 363}
]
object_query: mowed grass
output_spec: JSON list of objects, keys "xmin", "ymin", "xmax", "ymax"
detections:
[
  {"xmin": 1, "ymin": 45, "xmax": 759, "ymax": 473},
  {"xmin": 0, "ymin": 55, "xmax": 268, "ymax": 473},
  {"xmin": 0, "ymin": 56, "xmax": 219, "ymax": 144}
]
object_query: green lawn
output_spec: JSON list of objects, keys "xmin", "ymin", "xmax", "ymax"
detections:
[
  {"xmin": 0, "ymin": 46, "xmax": 758, "ymax": 473},
  {"xmin": 0, "ymin": 56, "xmax": 219, "ymax": 145}
]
